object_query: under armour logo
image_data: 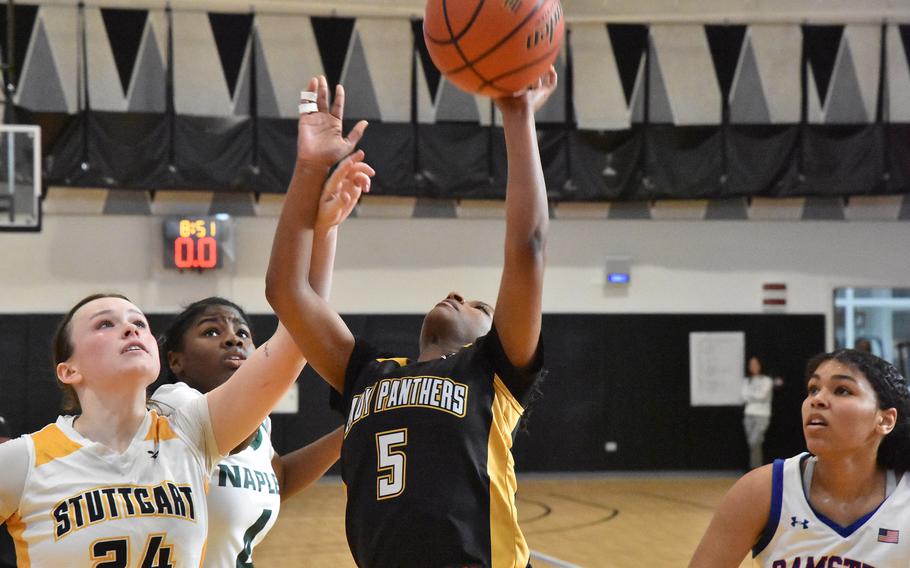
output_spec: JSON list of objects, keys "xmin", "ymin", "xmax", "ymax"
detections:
[
  {"xmin": 791, "ymin": 517, "xmax": 809, "ymax": 529},
  {"xmin": 148, "ymin": 449, "xmax": 159, "ymax": 459}
]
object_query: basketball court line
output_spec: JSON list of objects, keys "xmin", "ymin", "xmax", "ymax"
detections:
[
  {"xmin": 626, "ymin": 489, "xmax": 720, "ymax": 511},
  {"xmin": 520, "ymin": 492, "xmax": 620, "ymax": 536},
  {"xmin": 530, "ymin": 549, "xmax": 584, "ymax": 568}
]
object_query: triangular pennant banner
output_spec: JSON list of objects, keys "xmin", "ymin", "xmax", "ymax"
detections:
[
  {"xmin": 101, "ymin": 8, "xmax": 148, "ymax": 96},
  {"xmin": 900, "ymin": 25, "xmax": 910, "ymax": 78},
  {"xmin": 341, "ymin": 32, "xmax": 381, "ymax": 120},
  {"xmin": 0, "ymin": 4, "xmax": 39, "ymax": 87},
  {"xmin": 607, "ymin": 24, "xmax": 648, "ymax": 107},
  {"xmin": 253, "ymin": 31, "xmax": 279, "ymax": 117},
  {"xmin": 730, "ymin": 39, "xmax": 770, "ymax": 123},
  {"xmin": 705, "ymin": 24, "xmax": 747, "ymax": 99},
  {"xmin": 803, "ymin": 25, "xmax": 844, "ymax": 106},
  {"xmin": 127, "ymin": 24, "xmax": 166, "ymax": 112},
  {"xmin": 825, "ymin": 42, "xmax": 868, "ymax": 122},
  {"xmin": 648, "ymin": 40, "xmax": 673, "ymax": 123},
  {"xmin": 412, "ymin": 19, "xmax": 442, "ymax": 102},
  {"xmin": 232, "ymin": 27, "xmax": 281, "ymax": 116},
  {"xmin": 435, "ymin": 79, "xmax": 480, "ymax": 122},
  {"xmin": 310, "ymin": 16, "xmax": 355, "ymax": 88},
  {"xmin": 209, "ymin": 12, "xmax": 254, "ymax": 99},
  {"xmin": 17, "ymin": 18, "xmax": 68, "ymax": 112}
]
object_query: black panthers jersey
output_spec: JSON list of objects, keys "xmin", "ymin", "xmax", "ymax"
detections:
[{"xmin": 335, "ymin": 325, "xmax": 544, "ymax": 568}]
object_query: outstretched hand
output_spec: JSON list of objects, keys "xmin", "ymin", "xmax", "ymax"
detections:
[
  {"xmin": 315, "ymin": 150, "xmax": 375, "ymax": 231},
  {"xmin": 493, "ymin": 65, "xmax": 558, "ymax": 115},
  {"xmin": 297, "ymin": 75, "xmax": 369, "ymax": 168}
]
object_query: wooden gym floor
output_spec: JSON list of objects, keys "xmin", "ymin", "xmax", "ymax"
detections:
[{"xmin": 254, "ymin": 474, "xmax": 752, "ymax": 567}]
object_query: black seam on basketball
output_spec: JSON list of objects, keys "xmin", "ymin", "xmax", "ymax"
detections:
[
  {"xmin": 424, "ymin": 0, "xmax": 486, "ymax": 45},
  {"xmin": 481, "ymin": 42, "xmax": 561, "ymax": 92},
  {"xmin": 441, "ymin": 0, "xmax": 494, "ymax": 91},
  {"xmin": 439, "ymin": 0, "xmax": 547, "ymax": 76}
]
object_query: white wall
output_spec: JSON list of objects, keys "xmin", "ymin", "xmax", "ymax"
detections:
[{"xmin": 2, "ymin": 213, "xmax": 908, "ymax": 349}]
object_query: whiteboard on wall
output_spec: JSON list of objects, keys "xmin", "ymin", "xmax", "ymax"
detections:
[{"xmin": 690, "ymin": 332, "xmax": 745, "ymax": 406}]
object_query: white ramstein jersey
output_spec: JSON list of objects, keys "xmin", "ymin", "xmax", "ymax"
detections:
[
  {"xmin": 151, "ymin": 383, "xmax": 281, "ymax": 567},
  {"xmin": 753, "ymin": 453, "xmax": 910, "ymax": 568},
  {"xmin": 6, "ymin": 399, "xmax": 221, "ymax": 567}
]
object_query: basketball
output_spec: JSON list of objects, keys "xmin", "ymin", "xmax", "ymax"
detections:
[{"xmin": 423, "ymin": 0, "xmax": 565, "ymax": 97}]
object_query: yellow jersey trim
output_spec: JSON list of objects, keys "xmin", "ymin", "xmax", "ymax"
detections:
[
  {"xmin": 6, "ymin": 511, "xmax": 30, "ymax": 567},
  {"xmin": 144, "ymin": 411, "xmax": 179, "ymax": 443},
  {"xmin": 487, "ymin": 375, "xmax": 529, "ymax": 568},
  {"xmin": 32, "ymin": 424, "xmax": 82, "ymax": 468}
]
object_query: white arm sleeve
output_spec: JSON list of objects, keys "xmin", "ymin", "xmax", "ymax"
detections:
[
  {"xmin": 169, "ymin": 395, "xmax": 225, "ymax": 474},
  {"xmin": 0, "ymin": 437, "xmax": 30, "ymax": 521}
]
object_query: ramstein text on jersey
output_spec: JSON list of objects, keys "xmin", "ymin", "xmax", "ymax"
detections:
[
  {"xmin": 771, "ymin": 559, "xmax": 875, "ymax": 567},
  {"xmin": 53, "ymin": 482, "xmax": 196, "ymax": 539},
  {"xmin": 345, "ymin": 376, "xmax": 469, "ymax": 434}
]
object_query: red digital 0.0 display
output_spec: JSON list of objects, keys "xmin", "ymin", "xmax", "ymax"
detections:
[{"xmin": 162, "ymin": 215, "xmax": 233, "ymax": 270}]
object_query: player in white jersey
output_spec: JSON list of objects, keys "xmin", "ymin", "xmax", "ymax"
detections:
[
  {"xmin": 0, "ymin": 394, "xmax": 219, "ymax": 566},
  {"xmin": 150, "ymin": 296, "xmax": 345, "ymax": 567},
  {"xmin": 0, "ymin": 293, "xmax": 306, "ymax": 566},
  {"xmin": 0, "ymin": 128, "xmax": 370, "ymax": 566},
  {"xmin": 690, "ymin": 349, "xmax": 910, "ymax": 568}
]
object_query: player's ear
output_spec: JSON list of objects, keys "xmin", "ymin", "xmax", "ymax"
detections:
[
  {"xmin": 878, "ymin": 408, "xmax": 897, "ymax": 435},
  {"xmin": 168, "ymin": 351, "xmax": 185, "ymax": 378},
  {"xmin": 57, "ymin": 362, "xmax": 81, "ymax": 385}
]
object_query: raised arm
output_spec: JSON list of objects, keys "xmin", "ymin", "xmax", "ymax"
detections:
[
  {"xmin": 205, "ymin": 79, "xmax": 368, "ymax": 454},
  {"xmin": 491, "ymin": 67, "xmax": 557, "ymax": 369},
  {"xmin": 270, "ymin": 147, "xmax": 370, "ymax": 497},
  {"xmin": 265, "ymin": 76, "xmax": 369, "ymax": 393},
  {"xmin": 688, "ymin": 465, "xmax": 773, "ymax": 567},
  {"xmin": 205, "ymin": 323, "xmax": 305, "ymax": 454},
  {"xmin": 272, "ymin": 426, "xmax": 344, "ymax": 501}
]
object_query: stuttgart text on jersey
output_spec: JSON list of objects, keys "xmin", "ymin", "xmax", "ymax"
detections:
[
  {"xmin": 53, "ymin": 482, "xmax": 197, "ymax": 539},
  {"xmin": 346, "ymin": 375, "xmax": 469, "ymax": 433}
]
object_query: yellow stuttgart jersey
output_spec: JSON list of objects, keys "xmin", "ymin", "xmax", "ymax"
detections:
[{"xmin": 8, "ymin": 402, "xmax": 220, "ymax": 567}]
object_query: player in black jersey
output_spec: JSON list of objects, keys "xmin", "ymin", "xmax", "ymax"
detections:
[{"xmin": 266, "ymin": 68, "xmax": 556, "ymax": 567}]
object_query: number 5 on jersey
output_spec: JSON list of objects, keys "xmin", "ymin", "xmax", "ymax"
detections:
[{"xmin": 376, "ymin": 429, "xmax": 407, "ymax": 500}]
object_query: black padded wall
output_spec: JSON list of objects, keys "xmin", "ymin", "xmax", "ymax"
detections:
[{"xmin": 0, "ymin": 312, "xmax": 824, "ymax": 471}]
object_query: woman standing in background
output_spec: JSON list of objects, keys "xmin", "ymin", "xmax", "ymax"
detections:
[{"xmin": 743, "ymin": 356, "xmax": 773, "ymax": 469}]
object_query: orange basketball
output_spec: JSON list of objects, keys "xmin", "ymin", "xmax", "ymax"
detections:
[{"xmin": 423, "ymin": 0, "xmax": 565, "ymax": 97}]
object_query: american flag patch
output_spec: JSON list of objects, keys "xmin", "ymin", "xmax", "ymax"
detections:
[{"xmin": 878, "ymin": 528, "xmax": 900, "ymax": 544}]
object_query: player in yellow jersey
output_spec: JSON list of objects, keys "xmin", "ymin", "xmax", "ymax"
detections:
[{"xmin": 0, "ymin": 121, "xmax": 368, "ymax": 566}]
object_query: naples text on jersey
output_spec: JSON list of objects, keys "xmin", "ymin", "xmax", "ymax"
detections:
[{"xmin": 216, "ymin": 464, "xmax": 280, "ymax": 495}]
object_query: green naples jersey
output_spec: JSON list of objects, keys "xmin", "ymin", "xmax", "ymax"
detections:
[{"xmin": 334, "ymin": 325, "xmax": 544, "ymax": 568}]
